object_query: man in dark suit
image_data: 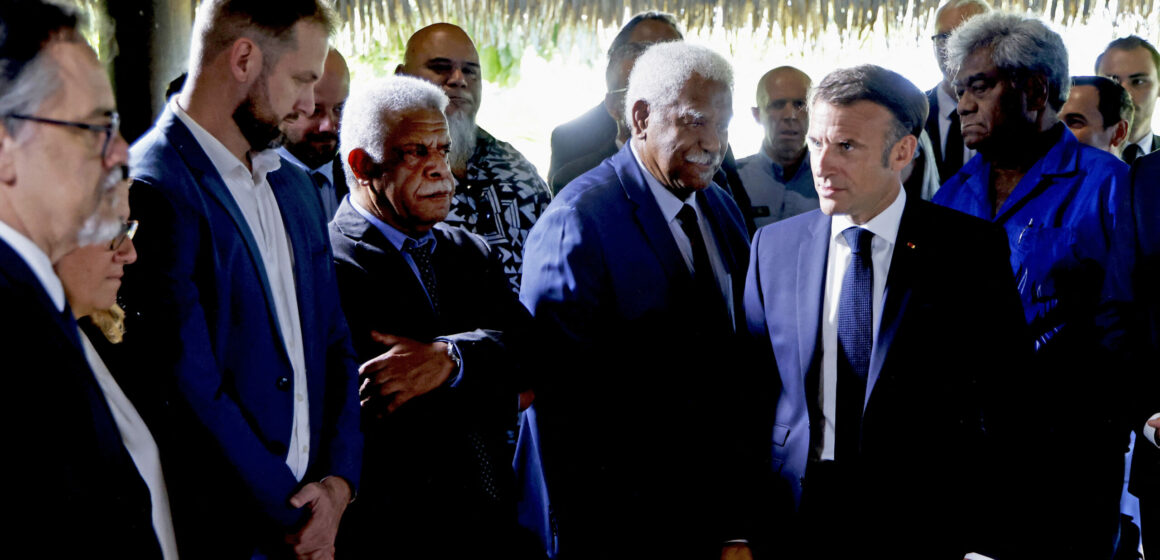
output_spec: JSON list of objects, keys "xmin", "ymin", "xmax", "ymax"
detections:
[
  {"xmin": 925, "ymin": 0, "xmax": 990, "ymax": 184},
  {"xmin": 1097, "ymin": 36, "xmax": 1160, "ymax": 164},
  {"xmin": 547, "ymin": 11, "xmax": 681, "ymax": 185},
  {"xmin": 744, "ymin": 64, "xmax": 1029, "ymax": 558},
  {"xmin": 0, "ymin": 1, "xmax": 165, "ymax": 555},
  {"xmin": 279, "ymin": 47, "xmax": 350, "ymax": 222},
  {"xmin": 521, "ymin": 42, "xmax": 764, "ymax": 559},
  {"xmin": 122, "ymin": 1, "xmax": 361, "ymax": 557},
  {"xmin": 327, "ymin": 74, "xmax": 540, "ymax": 559}
]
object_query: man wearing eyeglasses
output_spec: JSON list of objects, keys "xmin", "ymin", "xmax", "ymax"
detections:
[
  {"xmin": 925, "ymin": 0, "xmax": 990, "ymax": 184},
  {"xmin": 0, "ymin": 0, "xmax": 166, "ymax": 557},
  {"xmin": 736, "ymin": 66, "xmax": 818, "ymax": 228}
]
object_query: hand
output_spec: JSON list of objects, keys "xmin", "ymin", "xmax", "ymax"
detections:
[
  {"xmin": 721, "ymin": 543, "xmax": 753, "ymax": 560},
  {"xmin": 359, "ymin": 332, "xmax": 454, "ymax": 414},
  {"xmin": 286, "ymin": 477, "xmax": 352, "ymax": 560},
  {"xmin": 1147, "ymin": 415, "xmax": 1160, "ymax": 448}
]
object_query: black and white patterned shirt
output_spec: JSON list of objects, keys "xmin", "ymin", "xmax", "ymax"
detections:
[{"xmin": 444, "ymin": 127, "xmax": 552, "ymax": 292}]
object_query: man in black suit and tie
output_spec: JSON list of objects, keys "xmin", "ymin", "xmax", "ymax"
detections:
[
  {"xmin": 1097, "ymin": 36, "xmax": 1160, "ymax": 165},
  {"xmin": 925, "ymin": 0, "xmax": 990, "ymax": 184},
  {"xmin": 743, "ymin": 64, "xmax": 1030, "ymax": 558},
  {"xmin": 329, "ymin": 75, "xmax": 541, "ymax": 559},
  {"xmin": 0, "ymin": 1, "xmax": 167, "ymax": 555},
  {"xmin": 279, "ymin": 47, "xmax": 350, "ymax": 222}
]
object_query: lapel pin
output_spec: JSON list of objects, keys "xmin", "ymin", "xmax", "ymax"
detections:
[{"xmin": 906, "ymin": 241, "xmax": 917, "ymax": 249}]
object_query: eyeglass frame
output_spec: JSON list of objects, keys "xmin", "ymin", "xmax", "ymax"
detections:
[
  {"xmin": 109, "ymin": 219, "xmax": 138, "ymax": 251},
  {"xmin": 4, "ymin": 112, "xmax": 121, "ymax": 160}
]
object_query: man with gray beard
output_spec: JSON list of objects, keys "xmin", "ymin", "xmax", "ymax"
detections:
[{"xmin": 397, "ymin": 23, "xmax": 551, "ymax": 291}]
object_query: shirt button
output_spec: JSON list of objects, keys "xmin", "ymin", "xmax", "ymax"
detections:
[
  {"xmin": 276, "ymin": 377, "xmax": 291, "ymax": 391},
  {"xmin": 296, "ymin": 393, "xmax": 304, "ymax": 402},
  {"xmin": 302, "ymin": 445, "xmax": 309, "ymax": 453}
]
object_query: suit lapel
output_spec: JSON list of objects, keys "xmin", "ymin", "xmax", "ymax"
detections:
[
  {"xmin": 611, "ymin": 146, "xmax": 690, "ymax": 286},
  {"xmin": 333, "ymin": 200, "xmax": 435, "ymax": 321},
  {"xmin": 269, "ymin": 167, "xmax": 317, "ymax": 373},
  {"xmin": 796, "ymin": 212, "xmax": 830, "ymax": 381},
  {"xmin": 866, "ymin": 197, "xmax": 921, "ymax": 405}
]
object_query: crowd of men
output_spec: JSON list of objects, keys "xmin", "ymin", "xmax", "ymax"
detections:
[{"xmin": 1, "ymin": 0, "xmax": 1158, "ymax": 558}]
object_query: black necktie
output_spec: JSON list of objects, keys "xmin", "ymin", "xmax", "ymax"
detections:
[
  {"xmin": 676, "ymin": 204, "xmax": 726, "ymax": 326},
  {"xmin": 1123, "ymin": 144, "xmax": 1142, "ymax": 165},
  {"xmin": 403, "ymin": 238, "xmax": 439, "ymax": 313},
  {"xmin": 942, "ymin": 109, "xmax": 964, "ymax": 181},
  {"xmin": 836, "ymin": 226, "xmax": 874, "ymax": 461}
]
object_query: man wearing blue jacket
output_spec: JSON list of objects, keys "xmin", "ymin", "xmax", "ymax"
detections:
[{"xmin": 935, "ymin": 12, "xmax": 1134, "ymax": 558}]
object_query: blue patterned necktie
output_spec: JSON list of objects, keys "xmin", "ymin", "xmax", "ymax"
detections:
[
  {"xmin": 403, "ymin": 238, "xmax": 439, "ymax": 313},
  {"xmin": 836, "ymin": 226, "xmax": 874, "ymax": 461}
]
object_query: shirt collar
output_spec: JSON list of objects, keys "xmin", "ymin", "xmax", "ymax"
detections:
[
  {"xmin": 756, "ymin": 149, "xmax": 809, "ymax": 183},
  {"xmin": 630, "ymin": 142, "xmax": 700, "ymax": 224},
  {"xmin": 936, "ymin": 86, "xmax": 958, "ymax": 120},
  {"xmin": 1131, "ymin": 132, "xmax": 1155, "ymax": 155},
  {"xmin": 830, "ymin": 185, "xmax": 906, "ymax": 248},
  {"xmin": 0, "ymin": 220, "xmax": 65, "ymax": 311},
  {"xmin": 348, "ymin": 196, "xmax": 437, "ymax": 253},
  {"xmin": 277, "ymin": 147, "xmax": 335, "ymax": 184},
  {"xmin": 171, "ymin": 98, "xmax": 282, "ymax": 186}
]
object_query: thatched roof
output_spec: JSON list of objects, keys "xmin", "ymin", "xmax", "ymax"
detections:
[{"xmin": 332, "ymin": 0, "xmax": 1157, "ymax": 62}]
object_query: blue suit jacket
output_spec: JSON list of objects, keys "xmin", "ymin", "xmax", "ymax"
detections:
[
  {"xmin": 520, "ymin": 144, "xmax": 763, "ymax": 555},
  {"xmin": 743, "ymin": 196, "xmax": 1030, "ymax": 556},
  {"xmin": 123, "ymin": 107, "xmax": 361, "ymax": 553},
  {"xmin": 1, "ymin": 240, "xmax": 162, "ymax": 558}
]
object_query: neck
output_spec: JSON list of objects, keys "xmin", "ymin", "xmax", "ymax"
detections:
[
  {"xmin": 765, "ymin": 143, "xmax": 806, "ymax": 171},
  {"xmin": 0, "ymin": 200, "xmax": 64, "ymax": 263},
  {"xmin": 179, "ymin": 80, "xmax": 253, "ymax": 170},
  {"xmin": 986, "ymin": 117, "xmax": 1061, "ymax": 172}
]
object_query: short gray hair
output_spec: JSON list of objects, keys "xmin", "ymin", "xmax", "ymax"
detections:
[
  {"xmin": 623, "ymin": 42, "xmax": 733, "ymax": 124},
  {"xmin": 946, "ymin": 12, "xmax": 1070, "ymax": 111},
  {"xmin": 339, "ymin": 75, "xmax": 448, "ymax": 185}
]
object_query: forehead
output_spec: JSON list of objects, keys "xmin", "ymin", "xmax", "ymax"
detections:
[
  {"xmin": 956, "ymin": 47, "xmax": 998, "ymax": 78},
  {"xmin": 1098, "ymin": 47, "xmax": 1159, "ymax": 77},
  {"xmin": 809, "ymin": 100, "xmax": 892, "ymax": 136},
  {"xmin": 761, "ymin": 72, "xmax": 810, "ymax": 101},
  {"xmin": 1063, "ymin": 85, "xmax": 1101, "ymax": 114},
  {"xmin": 936, "ymin": 4, "xmax": 985, "ymax": 33},
  {"xmin": 411, "ymin": 29, "xmax": 479, "ymax": 64},
  {"xmin": 314, "ymin": 61, "xmax": 350, "ymax": 105},
  {"xmin": 627, "ymin": 19, "xmax": 681, "ymax": 43},
  {"xmin": 387, "ymin": 108, "xmax": 450, "ymax": 143},
  {"xmin": 674, "ymin": 74, "xmax": 732, "ymax": 110},
  {"xmin": 42, "ymin": 41, "xmax": 113, "ymax": 118},
  {"xmin": 274, "ymin": 21, "xmax": 328, "ymax": 72}
]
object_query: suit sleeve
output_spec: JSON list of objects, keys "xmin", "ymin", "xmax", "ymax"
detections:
[{"xmin": 124, "ymin": 179, "xmax": 307, "ymax": 529}]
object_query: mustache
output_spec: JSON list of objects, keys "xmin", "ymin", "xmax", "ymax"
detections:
[{"xmin": 685, "ymin": 152, "xmax": 722, "ymax": 167}]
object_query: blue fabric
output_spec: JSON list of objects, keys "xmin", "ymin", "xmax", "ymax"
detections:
[{"xmin": 836, "ymin": 227, "xmax": 872, "ymax": 460}]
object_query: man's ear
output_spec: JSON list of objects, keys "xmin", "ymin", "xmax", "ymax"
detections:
[
  {"xmin": 1023, "ymin": 74, "xmax": 1050, "ymax": 112},
  {"xmin": 227, "ymin": 37, "xmax": 262, "ymax": 84},
  {"xmin": 891, "ymin": 134, "xmax": 919, "ymax": 173},
  {"xmin": 1109, "ymin": 119, "xmax": 1131, "ymax": 150},
  {"xmin": 0, "ymin": 123, "xmax": 18, "ymax": 185},
  {"xmin": 752, "ymin": 106, "xmax": 761, "ymax": 124},
  {"xmin": 603, "ymin": 93, "xmax": 621, "ymax": 122},
  {"xmin": 347, "ymin": 148, "xmax": 378, "ymax": 183},
  {"xmin": 630, "ymin": 99, "xmax": 651, "ymax": 140}
]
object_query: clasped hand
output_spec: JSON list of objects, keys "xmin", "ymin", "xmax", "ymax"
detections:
[{"xmin": 358, "ymin": 331, "xmax": 455, "ymax": 415}]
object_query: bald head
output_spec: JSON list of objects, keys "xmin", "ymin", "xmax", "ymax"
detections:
[
  {"xmin": 933, "ymin": 0, "xmax": 990, "ymax": 87},
  {"xmin": 396, "ymin": 23, "xmax": 481, "ymax": 119},
  {"xmin": 283, "ymin": 48, "xmax": 350, "ymax": 169},
  {"xmin": 752, "ymin": 66, "xmax": 812, "ymax": 167}
]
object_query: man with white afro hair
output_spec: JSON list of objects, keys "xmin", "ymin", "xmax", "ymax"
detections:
[
  {"xmin": 521, "ymin": 41, "xmax": 764, "ymax": 559},
  {"xmin": 329, "ymin": 74, "xmax": 542, "ymax": 558}
]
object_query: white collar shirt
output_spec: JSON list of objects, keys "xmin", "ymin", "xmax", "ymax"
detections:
[
  {"xmin": 0, "ymin": 220, "xmax": 65, "ymax": 312},
  {"xmin": 172, "ymin": 99, "xmax": 311, "ymax": 482},
  {"xmin": 1130, "ymin": 131, "xmax": 1155, "ymax": 156},
  {"xmin": 819, "ymin": 186, "xmax": 906, "ymax": 460}
]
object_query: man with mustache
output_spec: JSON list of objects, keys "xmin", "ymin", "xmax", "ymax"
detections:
[
  {"xmin": 123, "ymin": 1, "xmax": 361, "ymax": 557},
  {"xmin": 396, "ymin": 23, "xmax": 551, "ymax": 291},
  {"xmin": 521, "ymin": 42, "xmax": 764, "ymax": 559},
  {"xmin": 934, "ymin": 12, "xmax": 1135, "ymax": 558},
  {"xmin": 737, "ymin": 66, "xmax": 819, "ymax": 228},
  {"xmin": 328, "ymin": 75, "xmax": 540, "ymax": 559},
  {"xmin": 279, "ymin": 47, "xmax": 350, "ymax": 222}
]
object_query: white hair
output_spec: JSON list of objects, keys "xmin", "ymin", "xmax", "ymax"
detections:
[
  {"xmin": 623, "ymin": 42, "xmax": 733, "ymax": 124},
  {"xmin": 946, "ymin": 12, "xmax": 1070, "ymax": 111},
  {"xmin": 339, "ymin": 75, "xmax": 449, "ymax": 185}
]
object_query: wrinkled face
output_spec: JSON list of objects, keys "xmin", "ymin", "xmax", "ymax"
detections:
[
  {"xmin": 400, "ymin": 28, "xmax": 482, "ymax": 120},
  {"xmin": 4, "ymin": 41, "xmax": 129, "ymax": 260},
  {"xmin": 1060, "ymin": 85, "xmax": 1118, "ymax": 152},
  {"xmin": 808, "ymin": 100, "xmax": 907, "ymax": 224},
  {"xmin": 56, "ymin": 183, "xmax": 136, "ymax": 316},
  {"xmin": 282, "ymin": 51, "xmax": 350, "ymax": 168},
  {"xmin": 1098, "ymin": 46, "xmax": 1159, "ymax": 140},
  {"xmin": 637, "ymin": 74, "xmax": 732, "ymax": 194},
  {"xmin": 933, "ymin": 4, "xmax": 987, "ymax": 83},
  {"xmin": 234, "ymin": 21, "xmax": 329, "ymax": 151},
  {"xmin": 953, "ymin": 48, "xmax": 1033, "ymax": 154},
  {"xmin": 753, "ymin": 71, "xmax": 810, "ymax": 162},
  {"xmin": 371, "ymin": 108, "xmax": 456, "ymax": 234}
]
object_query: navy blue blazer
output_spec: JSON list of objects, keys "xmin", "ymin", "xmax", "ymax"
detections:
[
  {"xmin": 0, "ymin": 240, "xmax": 161, "ymax": 557},
  {"xmin": 743, "ymin": 196, "xmax": 1031, "ymax": 557},
  {"xmin": 520, "ymin": 143, "xmax": 763, "ymax": 555},
  {"xmin": 122, "ymin": 107, "xmax": 361, "ymax": 552}
]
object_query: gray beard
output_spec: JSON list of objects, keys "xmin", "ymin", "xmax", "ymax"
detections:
[{"xmin": 446, "ymin": 111, "xmax": 476, "ymax": 176}]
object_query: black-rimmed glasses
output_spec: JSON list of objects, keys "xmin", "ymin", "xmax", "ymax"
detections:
[
  {"xmin": 110, "ymin": 220, "xmax": 138, "ymax": 251},
  {"xmin": 5, "ymin": 112, "xmax": 120, "ymax": 160}
]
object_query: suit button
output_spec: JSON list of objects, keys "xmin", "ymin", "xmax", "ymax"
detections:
[{"xmin": 276, "ymin": 377, "xmax": 291, "ymax": 391}]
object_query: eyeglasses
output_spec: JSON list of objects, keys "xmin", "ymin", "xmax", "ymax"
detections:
[
  {"xmin": 4, "ymin": 112, "xmax": 120, "ymax": 160},
  {"xmin": 109, "ymin": 220, "xmax": 138, "ymax": 251},
  {"xmin": 931, "ymin": 32, "xmax": 952, "ymax": 44}
]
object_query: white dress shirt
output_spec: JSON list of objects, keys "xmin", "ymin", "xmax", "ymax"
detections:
[
  {"xmin": 818, "ymin": 187, "xmax": 906, "ymax": 460},
  {"xmin": 172, "ymin": 100, "xmax": 312, "ymax": 482},
  {"xmin": 936, "ymin": 86, "xmax": 976, "ymax": 168},
  {"xmin": 630, "ymin": 143, "xmax": 734, "ymax": 328},
  {"xmin": 81, "ymin": 332, "xmax": 180, "ymax": 559},
  {"xmin": 0, "ymin": 220, "xmax": 65, "ymax": 311},
  {"xmin": 1128, "ymin": 131, "xmax": 1156, "ymax": 157}
]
